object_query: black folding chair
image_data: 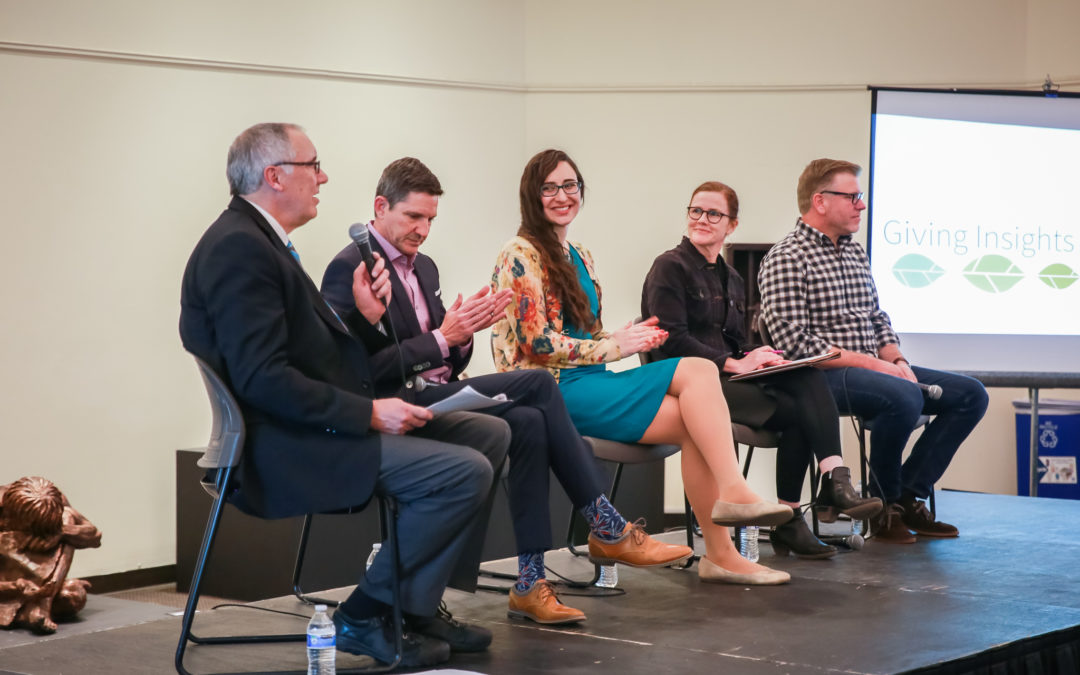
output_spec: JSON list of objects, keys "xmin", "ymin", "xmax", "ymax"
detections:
[{"xmin": 177, "ymin": 355, "xmax": 403, "ymax": 674}]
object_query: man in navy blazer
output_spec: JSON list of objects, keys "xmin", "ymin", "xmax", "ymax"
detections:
[
  {"xmin": 320, "ymin": 158, "xmax": 694, "ymax": 626},
  {"xmin": 179, "ymin": 124, "xmax": 499, "ymax": 667}
]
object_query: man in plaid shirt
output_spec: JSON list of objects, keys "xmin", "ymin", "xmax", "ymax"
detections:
[{"xmin": 759, "ymin": 158, "xmax": 988, "ymax": 543}]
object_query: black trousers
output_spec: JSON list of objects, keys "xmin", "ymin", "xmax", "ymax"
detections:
[
  {"xmin": 417, "ymin": 369, "xmax": 607, "ymax": 554},
  {"xmin": 722, "ymin": 367, "xmax": 842, "ymax": 503}
]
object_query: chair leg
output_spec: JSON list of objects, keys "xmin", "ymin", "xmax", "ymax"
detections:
[
  {"xmin": 732, "ymin": 445, "xmax": 755, "ymax": 548},
  {"xmin": 689, "ymin": 495, "xmax": 703, "ymax": 538},
  {"xmin": 292, "ymin": 514, "xmax": 339, "ymax": 607},
  {"xmin": 176, "ymin": 467, "xmax": 308, "ymax": 675},
  {"xmin": 665, "ymin": 494, "xmax": 699, "ymax": 571},
  {"xmin": 858, "ymin": 418, "xmax": 873, "ymax": 535},
  {"xmin": 809, "ymin": 463, "xmax": 822, "ymax": 537},
  {"xmin": 741, "ymin": 446, "xmax": 755, "ymax": 479}
]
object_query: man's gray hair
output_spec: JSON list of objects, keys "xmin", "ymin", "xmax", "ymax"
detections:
[{"xmin": 226, "ymin": 123, "xmax": 302, "ymax": 196}]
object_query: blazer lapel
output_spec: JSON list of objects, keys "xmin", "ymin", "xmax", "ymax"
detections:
[
  {"xmin": 413, "ymin": 256, "xmax": 445, "ymax": 327},
  {"xmin": 230, "ymin": 197, "xmax": 349, "ymax": 336}
]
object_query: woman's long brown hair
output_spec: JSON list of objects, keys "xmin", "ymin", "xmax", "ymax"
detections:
[{"xmin": 517, "ymin": 149, "xmax": 595, "ymax": 332}]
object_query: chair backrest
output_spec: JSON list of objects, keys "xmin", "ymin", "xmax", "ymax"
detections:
[
  {"xmin": 755, "ymin": 313, "xmax": 773, "ymax": 347},
  {"xmin": 191, "ymin": 355, "xmax": 246, "ymax": 472}
]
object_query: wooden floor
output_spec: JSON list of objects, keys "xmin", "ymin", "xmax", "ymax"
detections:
[{"xmin": 2, "ymin": 490, "xmax": 1079, "ymax": 674}]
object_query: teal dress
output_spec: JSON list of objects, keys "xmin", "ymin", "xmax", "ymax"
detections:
[{"xmin": 558, "ymin": 246, "xmax": 681, "ymax": 442}]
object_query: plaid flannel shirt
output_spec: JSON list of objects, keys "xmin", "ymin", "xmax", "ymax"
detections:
[{"xmin": 758, "ymin": 218, "xmax": 899, "ymax": 360}]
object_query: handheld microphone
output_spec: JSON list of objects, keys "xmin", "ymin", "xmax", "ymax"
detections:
[
  {"xmin": 346, "ymin": 223, "xmax": 412, "ymax": 398},
  {"xmin": 917, "ymin": 382, "xmax": 942, "ymax": 400},
  {"xmin": 348, "ymin": 222, "xmax": 378, "ymax": 275}
]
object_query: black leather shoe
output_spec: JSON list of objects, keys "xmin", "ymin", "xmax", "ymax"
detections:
[
  {"xmin": 815, "ymin": 467, "xmax": 883, "ymax": 522},
  {"xmin": 769, "ymin": 510, "xmax": 837, "ymax": 559},
  {"xmin": 333, "ymin": 608, "xmax": 450, "ymax": 667},
  {"xmin": 405, "ymin": 601, "xmax": 492, "ymax": 653}
]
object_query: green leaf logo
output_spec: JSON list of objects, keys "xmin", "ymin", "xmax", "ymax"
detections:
[
  {"xmin": 892, "ymin": 254, "xmax": 945, "ymax": 288},
  {"xmin": 962, "ymin": 255, "xmax": 1024, "ymax": 293},
  {"xmin": 1038, "ymin": 263, "xmax": 1079, "ymax": 289}
]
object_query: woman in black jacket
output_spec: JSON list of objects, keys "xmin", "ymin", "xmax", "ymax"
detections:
[{"xmin": 641, "ymin": 181, "xmax": 882, "ymax": 558}]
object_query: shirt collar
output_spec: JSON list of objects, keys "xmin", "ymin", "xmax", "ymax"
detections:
[
  {"xmin": 242, "ymin": 197, "xmax": 290, "ymax": 247},
  {"xmin": 796, "ymin": 217, "xmax": 851, "ymax": 249},
  {"xmin": 368, "ymin": 222, "xmax": 415, "ymax": 269}
]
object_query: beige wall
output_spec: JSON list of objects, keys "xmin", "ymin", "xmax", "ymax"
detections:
[
  {"xmin": 0, "ymin": 0, "xmax": 1077, "ymax": 577},
  {"xmin": 0, "ymin": 0, "xmax": 526, "ymax": 578}
]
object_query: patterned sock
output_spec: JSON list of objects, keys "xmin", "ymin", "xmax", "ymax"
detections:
[
  {"xmin": 580, "ymin": 495, "xmax": 628, "ymax": 543},
  {"xmin": 514, "ymin": 551, "xmax": 546, "ymax": 594}
]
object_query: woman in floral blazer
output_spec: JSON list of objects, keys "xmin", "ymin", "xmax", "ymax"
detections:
[{"xmin": 491, "ymin": 148, "xmax": 794, "ymax": 587}]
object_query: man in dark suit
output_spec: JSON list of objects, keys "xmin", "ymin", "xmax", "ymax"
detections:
[
  {"xmin": 179, "ymin": 123, "xmax": 503, "ymax": 667},
  {"xmin": 321, "ymin": 157, "xmax": 694, "ymax": 626}
]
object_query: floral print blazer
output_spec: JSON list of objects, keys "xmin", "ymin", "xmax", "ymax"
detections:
[{"xmin": 490, "ymin": 236, "xmax": 622, "ymax": 382}]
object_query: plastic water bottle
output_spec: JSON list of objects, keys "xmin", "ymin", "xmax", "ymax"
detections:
[
  {"xmin": 846, "ymin": 516, "xmax": 865, "ymax": 550},
  {"xmin": 739, "ymin": 526, "xmax": 760, "ymax": 562},
  {"xmin": 595, "ymin": 564, "xmax": 618, "ymax": 588},
  {"xmin": 365, "ymin": 542, "xmax": 381, "ymax": 572},
  {"xmin": 307, "ymin": 605, "xmax": 335, "ymax": 675}
]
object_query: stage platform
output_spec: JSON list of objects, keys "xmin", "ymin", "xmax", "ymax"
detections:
[{"xmin": 2, "ymin": 490, "xmax": 1079, "ymax": 674}]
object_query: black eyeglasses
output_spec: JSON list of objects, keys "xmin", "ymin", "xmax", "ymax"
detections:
[
  {"xmin": 273, "ymin": 159, "xmax": 321, "ymax": 174},
  {"xmin": 820, "ymin": 190, "xmax": 864, "ymax": 204},
  {"xmin": 540, "ymin": 181, "xmax": 582, "ymax": 197},
  {"xmin": 687, "ymin": 206, "xmax": 731, "ymax": 224}
]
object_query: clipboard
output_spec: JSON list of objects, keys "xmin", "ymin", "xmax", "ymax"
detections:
[{"xmin": 728, "ymin": 350, "xmax": 841, "ymax": 381}]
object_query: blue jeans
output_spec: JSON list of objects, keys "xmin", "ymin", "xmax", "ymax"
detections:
[{"xmin": 824, "ymin": 366, "xmax": 988, "ymax": 502}]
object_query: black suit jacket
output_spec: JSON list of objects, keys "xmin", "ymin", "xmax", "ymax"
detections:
[
  {"xmin": 321, "ymin": 235, "xmax": 470, "ymax": 396},
  {"xmin": 180, "ymin": 197, "xmax": 390, "ymax": 519}
]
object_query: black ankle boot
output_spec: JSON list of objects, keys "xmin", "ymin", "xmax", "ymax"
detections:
[
  {"xmin": 815, "ymin": 466, "xmax": 883, "ymax": 523},
  {"xmin": 769, "ymin": 511, "xmax": 837, "ymax": 559}
]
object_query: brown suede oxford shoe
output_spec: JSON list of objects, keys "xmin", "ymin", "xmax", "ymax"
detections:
[
  {"xmin": 870, "ymin": 503, "xmax": 917, "ymax": 544},
  {"xmin": 508, "ymin": 580, "xmax": 586, "ymax": 625},
  {"xmin": 899, "ymin": 496, "xmax": 959, "ymax": 537},
  {"xmin": 587, "ymin": 520, "xmax": 694, "ymax": 567}
]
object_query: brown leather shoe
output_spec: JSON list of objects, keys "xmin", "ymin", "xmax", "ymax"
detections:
[
  {"xmin": 588, "ymin": 519, "xmax": 694, "ymax": 567},
  {"xmin": 508, "ymin": 581, "xmax": 586, "ymax": 625},
  {"xmin": 870, "ymin": 503, "xmax": 917, "ymax": 544},
  {"xmin": 899, "ymin": 495, "xmax": 959, "ymax": 537}
]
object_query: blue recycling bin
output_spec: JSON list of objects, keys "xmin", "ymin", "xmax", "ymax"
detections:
[{"xmin": 1013, "ymin": 398, "xmax": 1080, "ymax": 499}]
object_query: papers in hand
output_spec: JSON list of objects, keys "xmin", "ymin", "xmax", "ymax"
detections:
[{"xmin": 425, "ymin": 385, "xmax": 509, "ymax": 415}]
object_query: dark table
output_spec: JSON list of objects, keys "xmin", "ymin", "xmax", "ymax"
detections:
[{"xmin": 957, "ymin": 371, "xmax": 1080, "ymax": 497}]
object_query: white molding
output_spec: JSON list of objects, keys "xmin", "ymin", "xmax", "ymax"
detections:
[{"xmin": 2, "ymin": 40, "xmax": 1060, "ymax": 95}]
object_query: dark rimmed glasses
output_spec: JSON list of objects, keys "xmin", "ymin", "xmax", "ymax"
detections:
[
  {"xmin": 540, "ymin": 181, "xmax": 582, "ymax": 197},
  {"xmin": 273, "ymin": 159, "xmax": 321, "ymax": 174},
  {"xmin": 820, "ymin": 190, "xmax": 864, "ymax": 204},
  {"xmin": 687, "ymin": 206, "xmax": 731, "ymax": 224}
]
